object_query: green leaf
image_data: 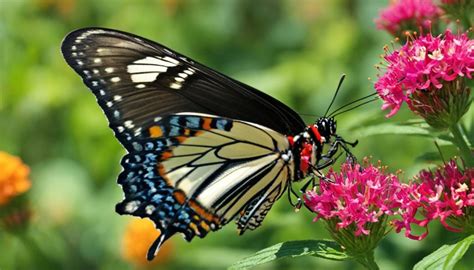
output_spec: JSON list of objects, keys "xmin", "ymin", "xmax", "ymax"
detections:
[
  {"xmin": 443, "ymin": 235, "xmax": 474, "ymax": 269},
  {"xmin": 229, "ymin": 240, "xmax": 347, "ymax": 270},
  {"xmin": 414, "ymin": 235, "xmax": 474, "ymax": 270}
]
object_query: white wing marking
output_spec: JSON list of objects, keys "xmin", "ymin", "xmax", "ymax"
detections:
[
  {"xmin": 127, "ymin": 64, "xmax": 167, "ymax": 73},
  {"xmin": 177, "ymin": 164, "xmax": 221, "ymax": 195},
  {"xmin": 134, "ymin": 56, "xmax": 178, "ymax": 67},
  {"xmin": 127, "ymin": 56, "xmax": 180, "ymax": 83},
  {"xmin": 130, "ymin": 73, "xmax": 159, "ymax": 83},
  {"xmin": 196, "ymin": 154, "xmax": 279, "ymax": 208}
]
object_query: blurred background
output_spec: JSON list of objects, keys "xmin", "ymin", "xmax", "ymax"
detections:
[{"xmin": 0, "ymin": 0, "xmax": 472, "ymax": 269}]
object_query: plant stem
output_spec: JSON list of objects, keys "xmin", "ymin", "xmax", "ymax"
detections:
[
  {"xmin": 354, "ymin": 250, "xmax": 379, "ymax": 270},
  {"xmin": 449, "ymin": 124, "xmax": 473, "ymax": 167}
]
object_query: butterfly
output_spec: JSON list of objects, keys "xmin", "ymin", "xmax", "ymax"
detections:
[{"xmin": 61, "ymin": 27, "xmax": 359, "ymax": 260}]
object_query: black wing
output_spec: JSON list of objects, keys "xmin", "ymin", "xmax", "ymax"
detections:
[{"xmin": 61, "ymin": 27, "xmax": 305, "ymax": 149}]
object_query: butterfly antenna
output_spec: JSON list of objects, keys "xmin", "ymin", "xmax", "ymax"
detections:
[
  {"xmin": 328, "ymin": 92, "xmax": 379, "ymax": 117},
  {"xmin": 324, "ymin": 74, "xmax": 346, "ymax": 117},
  {"xmin": 330, "ymin": 97, "xmax": 379, "ymax": 117}
]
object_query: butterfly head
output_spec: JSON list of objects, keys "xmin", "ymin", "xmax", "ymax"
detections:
[{"xmin": 314, "ymin": 117, "xmax": 336, "ymax": 143}]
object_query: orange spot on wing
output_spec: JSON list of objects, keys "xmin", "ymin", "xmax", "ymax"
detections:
[
  {"xmin": 200, "ymin": 221, "xmax": 210, "ymax": 232},
  {"xmin": 202, "ymin": 118, "xmax": 212, "ymax": 130},
  {"xmin": 175, "ymin": 136, "xmax": 187, "ymax": 143},
  {"xmin": 189, "ymin": 200, "xmax": 220, "ymax": 224},
  {"xmin": 157, "ymin": 164, "xmax": 174, "ymax": 188},
  {"xmin": 173, "ymin": 190, "xmax": 187, "ymax": 205},
  {"xmin": 184, "ymin": 129, "xmax": 191, "ymax": 136},
  {"xmin": 189, "ymin": 222, "xmax": 200, "ymax": 235},
  {"xmin": 161, "ymin": 151, "xmax": 173, "ymax": 160},
  {"xmin": 148, "ymin": 126, "xmax": 163, "ymax": 138}
]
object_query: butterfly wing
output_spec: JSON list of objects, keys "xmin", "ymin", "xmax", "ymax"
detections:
[
  {"xmin": 61, "ymin": 28, "xmax": 303, "ymax": 259},
  {"xmin": 61, "ymin": 27, "xmax": 305, "ymax": 151},
  {"xmin": 116, "ymin": 113, "xmax": 293, "ymax": 259}
]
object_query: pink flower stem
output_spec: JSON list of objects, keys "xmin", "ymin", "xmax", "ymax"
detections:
[
  {"xmin": 324, "ymin": 217, "xmax": 386, "ymax": 270},
  {"xmin": 449, "ymin": 124, "xmax": 473, "ymax": 167},
  {"xmin": 464, "ymin": 207, "xmax": 474, "ymax": 235},
  {"xmin": 353, "ymin": 250, "xmax": 379, "ymax": 270},
  {"xmin": 451, "ymin": 207, "xmax": 474, "ymax": 235}
]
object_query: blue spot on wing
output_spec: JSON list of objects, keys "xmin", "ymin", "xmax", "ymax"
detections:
[{"xmin": 184, "ymin": 116, "xmax": 200, "ymax": 129}]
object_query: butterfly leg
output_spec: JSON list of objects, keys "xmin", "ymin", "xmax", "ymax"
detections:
[
  {"xmin": 313, "ymin": 150, "xmax": 342, "ymax": 183},
  {"xmin": 288, "ymin": 176, "xmax": 316, "ymax": 211},
  {"xmin": 336, "ymin": 139, "xmax": 358, "ymax": 165},
  {"xmin": 287, "ymin": 179, "xmax": 302, "ymax": 208},
  {"xmin": 319, "ymin": 136, "xmax": 358, "ymax": 166}
]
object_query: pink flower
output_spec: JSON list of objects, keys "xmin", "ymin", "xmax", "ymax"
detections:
[
  {"xmin": 393, "ymin": 159, "xmax": 474, "ymax": 239},
  {"xmin": 375, "ymin": 0, "xmax": 442, "ymax": 36},
  {"xmin": 304, "ymin": 160, "xmax": 405, "ymax": 237},
  {"xmin": 375, "ymin": 29, "xmax": 474, "ymax": 120}
]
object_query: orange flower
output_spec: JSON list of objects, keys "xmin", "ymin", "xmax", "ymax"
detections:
[
  {"xmin": 0, "ymin": 152, "xmax": 31, "ymax": 206},
  {"xmin": 122, "ymin": 218, "xmax": 173, "ymax": 267}
]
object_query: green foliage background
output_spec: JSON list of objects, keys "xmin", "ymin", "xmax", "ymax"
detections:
[{"xmin": 0, "ymin": 0, "xmax": 472, "ymax": 269}]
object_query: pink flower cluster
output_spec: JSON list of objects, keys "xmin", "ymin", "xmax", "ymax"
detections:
[
  {"xmin": 304, "ymin": 162, "xmax": 405, "ymax": 236},
  {"xmin": 375, "ymin": 0, "xmax": 442, "ymax": 36},
  {"xmin": 305, "ymin": 159, "xmax": 473, "ymax": 241},
  {"xmin": 393, "ymin": 159, "xmax": 474, "ymax": 239},
  {"xmin": 375, "ymin": 29, "xmax": 474, "ymax": 117}
]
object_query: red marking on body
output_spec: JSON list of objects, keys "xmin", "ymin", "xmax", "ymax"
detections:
[
  {"xmin": 299, "ymin": 143, "xmax": 313, "ymax": 174},
  {"xmin": 287, "ymin": 136, "xmax": 294, "ymax": 146},
  {"xmin": 310, "ymin": 126, "xmax": 322, "ymax": 142}
]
